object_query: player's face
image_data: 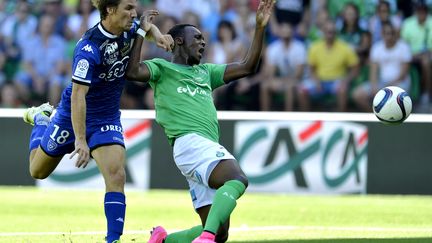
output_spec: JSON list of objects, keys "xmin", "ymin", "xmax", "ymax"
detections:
[
  {"xmin": 184, "ymin": 27, "xmax": 206, "ymax": 65},
  {"xmin": 110, "ymin": 0, "xmax": 137, "ymax": 31}
]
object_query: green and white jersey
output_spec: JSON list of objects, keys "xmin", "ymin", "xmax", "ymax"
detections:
[{"xmin": 143, "ymin": 58, "xmax": 226, "ymax": 146}]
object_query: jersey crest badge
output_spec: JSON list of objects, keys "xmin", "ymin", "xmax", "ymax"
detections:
[{"xmin": 104, "ymin": 42, "xmax": 119, "ymax": 65}]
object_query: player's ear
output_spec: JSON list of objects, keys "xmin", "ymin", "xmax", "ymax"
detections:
[
  {"xmin": 174, "ymin": 37, "xmax": 184, "ymax": 46},
  {"xmin": 107, "ymin": 6, "xmax": 116, "ymax": 15}
]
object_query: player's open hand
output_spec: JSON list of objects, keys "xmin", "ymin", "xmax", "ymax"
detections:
[
  {"xmin": 156, "ymin": 34, "xmax": 174, "ymax": 52},
  {"xmin": 256, "ymin": 0, "xmax": 275, "ymax": 28},
  {"xmin": 71, "ymin": 139, "xmax": 90, "ymax": 168},
  {"xmin": 140, "ymin": 10, "xmax": 159, "ymax": 32}
]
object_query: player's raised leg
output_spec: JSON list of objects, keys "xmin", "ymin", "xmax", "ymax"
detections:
[
  {"xmin": 23, "ymin": 102, "xmax": 64, "ymax": 179},
  {"xmin": 193, "ymin": 159, "xmax": 248, "ymax": 243},
  {"xmin": 92, "ymin": 145, "xmax": 127, "ymax": 243}
]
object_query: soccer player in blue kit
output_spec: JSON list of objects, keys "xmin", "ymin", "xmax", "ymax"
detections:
[{"xmin": 22, "ymin": 1, "xmax": 172, "ymax": 242}]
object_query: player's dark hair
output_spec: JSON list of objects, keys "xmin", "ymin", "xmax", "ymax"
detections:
[
  {"xmin": 167, "ymin": 24, "xmax": 197, "ymax": 39},
  {"xmin": 91, "ymin": 0, "xmax": 121, "ymax": 20}
]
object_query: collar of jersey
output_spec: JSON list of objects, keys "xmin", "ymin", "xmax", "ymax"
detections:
[{"xmin": 98, "ymin": 23, "xmax": 118, "ymax": 39}]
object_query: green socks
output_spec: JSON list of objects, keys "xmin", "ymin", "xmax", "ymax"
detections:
[
  {"xmin": 164, "ymin": 225, "xmax": 202, "ymax": 243},
  {"xmin": 203, "ymin": 180, "xmax": 246, "ymax": 234}
]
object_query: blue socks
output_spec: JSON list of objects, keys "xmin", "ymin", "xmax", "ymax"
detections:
[
  {"xmin": 104, "ymin": 192, "xmax": 126, "ymax": 243},
  {"xmin": 29, "ymin": 114, "xmax": 50, "ymax": 151}
]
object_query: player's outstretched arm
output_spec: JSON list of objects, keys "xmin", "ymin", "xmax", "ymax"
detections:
[
  {"xmin": 126, "ymin": 10, "xmax": 173, "ymax": 82},
  {"xmin": 223, "ymin": 0, "xmax": 275, "ymax": 83},
  {"xmin": 125, "ymin": 10, "xmax": 157, "ymax": 82}
]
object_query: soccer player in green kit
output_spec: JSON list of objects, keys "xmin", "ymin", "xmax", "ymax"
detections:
[{"xmin": 126, "ymin": 0, "xmax": 275, "ymax": 242}]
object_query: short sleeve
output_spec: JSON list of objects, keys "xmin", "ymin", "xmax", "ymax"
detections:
[
  {"xmin": 143, "ymin": 58, "xmax": 162, "ymax": 85},
  {"xmin": 71, "ymin": 39, "xmax": 100, "ymax": 86},
  {"xmin": 203, "ymin": 63, "xmax": 227, "ymax": 90}
]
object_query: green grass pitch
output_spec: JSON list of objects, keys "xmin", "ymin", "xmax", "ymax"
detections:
[{"xmin": 1, "ymin": 187, "xmax": 432, "ymax": 242}]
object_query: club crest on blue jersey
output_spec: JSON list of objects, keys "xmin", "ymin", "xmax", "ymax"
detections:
[
  {"xmin": 47, "ymin": 139, "xmax": 58, "ymax": 151},
  {"xmin": 104, "ymin": 42, "xmax": 119, "ymax": 65}
]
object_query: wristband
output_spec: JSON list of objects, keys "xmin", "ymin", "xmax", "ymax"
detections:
[{"xmin": 137, "ymin": 28, "xmax": 147, "ymax": 38}]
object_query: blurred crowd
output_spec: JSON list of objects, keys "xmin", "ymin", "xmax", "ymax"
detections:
[{"xmin": 1, "ymin": 0, "xmax": 432, "ymax": 113}]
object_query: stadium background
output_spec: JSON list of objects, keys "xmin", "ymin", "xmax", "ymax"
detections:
[
  {"xmin": 1, "ymin": 0, "xmax": 432, "ymax": 242},
  {"xmin": 0, "ymin": 0, "xmax": 432, "ymax": 113},
  {"xmin": 0, "ymin": 0, "xmax": 431, "ymax": 193}
]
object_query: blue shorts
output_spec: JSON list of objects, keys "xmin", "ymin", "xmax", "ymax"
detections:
[
  {"xmin": 301, "ymin": 79, "xmax": 341, "ymax": 99},
  {"xmin": 39, "ymin": 116, "xmax": 125, "ymax": 157}
]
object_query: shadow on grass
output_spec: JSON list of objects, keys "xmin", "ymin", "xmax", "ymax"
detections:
[{"xmin": 231, "ymin": 238, "xmax": 432, "ymax": 243}]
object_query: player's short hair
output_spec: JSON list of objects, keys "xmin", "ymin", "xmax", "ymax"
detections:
[
  {"xmin": 167, "ymin": 24, "xmax": 197, "ymax": 39},
  {"xmin": 91, "ymin": 0, "xmax": 121, "ymax": 20}
]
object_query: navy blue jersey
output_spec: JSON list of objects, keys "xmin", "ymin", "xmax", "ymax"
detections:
[{"xmin": 56, "ymin": 22, "xmax": 139, "ymax": 123}]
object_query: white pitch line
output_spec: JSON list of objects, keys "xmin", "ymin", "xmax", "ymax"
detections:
[{"xmin": 0, "ymin": 225, "xmax": 431, "ymax": 237}]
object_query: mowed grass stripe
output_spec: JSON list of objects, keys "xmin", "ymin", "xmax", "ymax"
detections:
[
  {"xmin": 1, "ymin": 225, "xmax": 432, "ymax": 236},
  {"xmin": 1, "ymin": 187, "xmax": 432, "ymax": 242}
]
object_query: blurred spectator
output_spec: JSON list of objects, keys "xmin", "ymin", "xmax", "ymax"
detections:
[
  {"xmin": 338, "ymin": 3, "xmax": 370, "ymax": 61},
  {"xmin": 327, "ymin": 0, "xmax": 394, "ymax": 20},
  {"xmin": 352, "ymin": 22, "xmax": 411, "ymax": 112},
  {"xmin": 369, "ymin": 0, "xmax": 402, "ymax": 44},
  {"xmin": 0, "ymin": 0, "xmax": 37, "ymax": 80},
  {"xmin": 1, "ymin": 0, "xmax": 429, "ymax": 113},
  {"xmin": 306, "ymin": 7, "xmax": 330, "ymax": 44},
  {"xmin": 155, "ymin": 0, "xmax": 219, "ymax": 22},
  {"xmin": 41, "ymin": 0, "xmax": 72, "ymax": 40},
  {"xmin": 218, "ymin": 15, "xmax": 262, "ymax": 111},
  {"xmin": 0, "ymin": 83, "xmax": 22, "ymax": 108},
  {"xmin": 231, "ymin": 0, "xmax": 255, "ymax": 41},
  {"xmin": 270, "ymin": 0, "xmax": 310, "ymax": 43},
  {"xmin": 397, "ymin": 0, "xmax": 432, "ymax": 19},
  {"xmin": 260, "ymin": 22, "xmax": 306, "ymax": 111},
  {"xmin": 298, "ymin": 20, "xmax": 359, "ymax": 111},
  {"xmin": 66, "ymin": 0, "xmax": 99, "ymax": 40},
  {"xmin": 401, "ymin": 2, "xmax": 432, "ymax": 111},
  {"xmin": 13, "ymin": 14, "xmax": 67, "ymax": 105},
  {"xmin": 208, "ymin": 20, "xmax": 245, "ymax": 64},
  {"xmin": 201, "ymin": 0, "xmax": 239, "ymax": 41},
  {"xmin": 155, "ymin": 0, "xmax": 189, "ymax": 19},
  {"xmin": 273, "ymin": 0, "xmax": 310, "ymax": 26},
  {"xmin": 209, "ymin": 20, "xmax": 247, "ymax": 109}
]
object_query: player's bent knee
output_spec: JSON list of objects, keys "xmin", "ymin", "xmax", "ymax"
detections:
[{"xmin": 29, "ymin": 168, "xmax": 50, "ymax": 180}]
